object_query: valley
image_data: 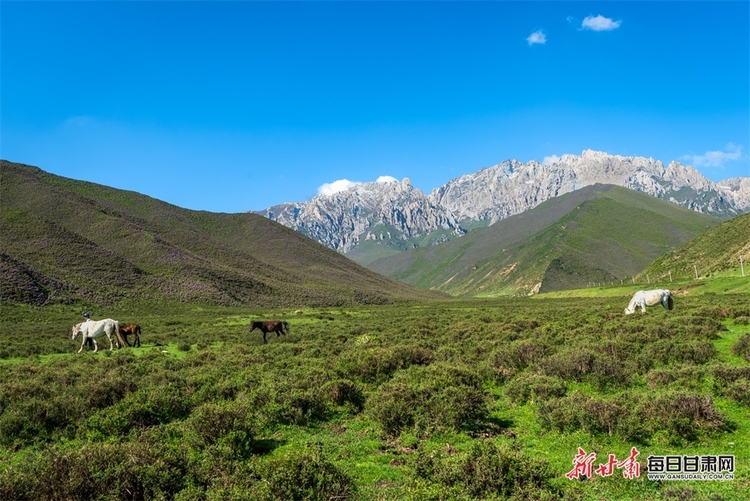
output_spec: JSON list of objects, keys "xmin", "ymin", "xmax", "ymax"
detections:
[{"xmin": 1, "ymin": 160, "xmax": 749, "ymax": 500}]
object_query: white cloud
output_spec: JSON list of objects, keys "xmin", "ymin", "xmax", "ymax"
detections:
[
  {"xmin": 581, "ymin": 15, "xmax": 622, "ymax": 32},
  {"xmin": 526, "ymin": 29, "xmax": 547, "ymax": 46},
  {"xmin": 376, "ymin": 175, "xmax": 398, "ymax": 184},
  {"xmin": 682, "ymin": 143, "xmax": 743, "ymax": 169},
  {"xmin": 542, "ymin": 155, "xmax": 562, "ymax": 166},
  {"xmin": 317, "ymin": 179, "xmax": 360, "ymax": 196},
  {"xmin": 317, "ymin": 175, "xmax": 398, "ymax": 196}
]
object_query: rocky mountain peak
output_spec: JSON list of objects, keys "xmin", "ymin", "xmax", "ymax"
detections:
[{"xmin": 258, "ymin": 150, "xmax": 749, "ymax": 259}]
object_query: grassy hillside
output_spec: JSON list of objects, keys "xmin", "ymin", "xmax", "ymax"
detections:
[
  {"xmin": 368, "ymin": 185, "xmax": 721, "ymax": 296},
  {"xmin": 0, "ymin": 161, "xmax": 443, "ymax": 307},
  {"xmin": 638, "ymin": 212, "xmax": 750, "ymax": 282}
]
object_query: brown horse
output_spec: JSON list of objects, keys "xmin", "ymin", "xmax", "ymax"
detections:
[
  {"xmin": 250, "ymin": 320, "xmax": 289, "ymax": 344},
  {"xmin": 119, "ymin": 323, "xmax": 142, "ymax": 347}
]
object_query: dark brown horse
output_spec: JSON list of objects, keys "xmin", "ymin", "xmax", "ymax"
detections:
[
  {"xmin": 250, "ymin": 320, "xmax": 289, "ymax": 344},
  {"xmin": 119, "ymin": 323, "xmax": 142, "ymax": 347}
]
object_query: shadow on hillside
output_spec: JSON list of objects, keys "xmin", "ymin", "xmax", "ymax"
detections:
[
  {"xmin": 253, "ymin": 438, "xmax": 287, "ymax": 455},
  {"xmin": 469, "ymin": 416, "xmax": 515, "ymax": 439}
]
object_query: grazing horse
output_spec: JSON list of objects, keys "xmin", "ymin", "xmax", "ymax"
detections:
[
  {"xmin": 71, "ymin": 319, "xmax": 124, "ymax": 353},
  {"xmin": 250, "ymin": 320, "xmax": 289, "ymax": 344},
  {"xmin": 624, "ymin": 289, "xmax": 674, "ymax": 315},
  {"xmin": 119, "ymin": 323, "xmax": 142, "ymax": 347}
]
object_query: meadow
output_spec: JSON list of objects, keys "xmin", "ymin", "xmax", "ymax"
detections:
[{"xmin": 1, "ymin": 287, "xmax": 749, "ymax": 500}]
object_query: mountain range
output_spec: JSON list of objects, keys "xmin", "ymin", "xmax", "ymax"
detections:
[
  {"xmin": 0, "ymin": 161, "xmax": 443, "ymax": 307},
  {"xmin": 3, "ymin": 155, "xmax": 747, "ymax": 306},
  {"xmin": 257, "ymin": 150, "xmax": 750, "ymax": 265}
]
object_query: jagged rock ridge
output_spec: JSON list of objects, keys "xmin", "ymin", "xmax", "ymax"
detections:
[
  {"xmin": 260, "ymin": 177, "xmax": 464, "ymax": 253},
  {"xmin": 258, "ymin": 150, "xmax": 750, "ymax": 257}
]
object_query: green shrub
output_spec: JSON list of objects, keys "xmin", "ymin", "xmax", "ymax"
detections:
[
  {"xmin": 646, "ymin": 365, "xmax": 706, "ymax": 391},
  {"xmin": 0, "ymin": 395, "xmax": 75, "ymax": 447},
  {"xmin": 0, "ymin": 354, "xmax": 147, "ymax": 447},
  {"xmin": 252, "ymin": 444, "xmax": 356, "ymax": 501},
  {"xmin": 712, "ymin": 366, "xmax": 750, "ymax": 407},
  {"xmin": 322, "ymin": 379, "xmax": 365, "ymax": 413},
  {"xmin": 537, "ymin": 347, "xmax": 632, "ymax": 389},
  {"xmin": 637, "ymin": 339, "xmax": 716, "ymax": 371},
  {"xmin": 721, "ymin": 379, "xmax": 750, "ymax": 407},
  {"xmin": 335, "ymin": 344, "xmax": 432, "ymax": 383},
  {"xmin": 245, "ymin": 375, "xmax": 329, "ymax": 428},
  {"xmin": 184, "ymin": 398, "xmax": 257, "ymax": 459},
  {"xmin": 80, "ymin": 384, "xmax": 191, "ymax": 439},
  {"xmin": 0, "ymin": 439, "xmax": 188, "ymax": 500},
  {"xmin": 730, "ymin": 333, "xmax": 750, "ymax": 361},
  {"xmin": 504, "ymin": 372, "xmax": 567, "ymax": 404},
  {"xmin": 537, "ymin": 391, "xmax": 626, "ymax": 438},
  {"xmin": 413, "ymin": 441, "xmax": 560, "ymax": 500},
  {"xmin": 538, "ymin": 391, "xmax": 725, "ymax": 444},
  {"xmin": 491, "ymin": 339, "xmax": 552, "ymax": 374},
  {"xmin": 712, "ymin": 366, "xmax": 750, "ymax": 387},
  {"xmin": 537, "ymin": 348, "xmax": 597, "ymax": 382},
  {"xmin": 367, "ymin": 364, "xmax": 488, "ymax": 437}
]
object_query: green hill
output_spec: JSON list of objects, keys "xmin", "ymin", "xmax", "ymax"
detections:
[
  {"xmin": 0, "ymin": 161, "xmax": 444, "ymax": 307},
  {"xmin": 368, "ymin": 185, "xmax": 721, "ymax": 296},
  {"xmin": 638, "ymin": 211, "xmax": 750, "ymax": 282}
]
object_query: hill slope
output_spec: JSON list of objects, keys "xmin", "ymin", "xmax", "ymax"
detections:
[
  {"xmin": 638, "ymin": 211, "xmax": 750, "ymax": 282},
  {"xmin": 0, "ymin": 161, "xmax": 444, "ymax": 307},
  {"xmin": 367, "ymin": 185, "xmax": 721, "ymax": 296}
]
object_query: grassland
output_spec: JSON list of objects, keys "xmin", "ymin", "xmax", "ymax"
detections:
[{"xmin": 2, "ymin": 287, "xmax": 749, "ymax": 500}]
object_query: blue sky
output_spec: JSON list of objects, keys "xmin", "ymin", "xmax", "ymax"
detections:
[{"xmin": 2, "ymin": 1, "xmax": 748, "ymax": 212}]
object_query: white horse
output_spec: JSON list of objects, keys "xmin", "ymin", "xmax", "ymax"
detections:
[
  {"xmin": 624, "ymin": 289, "xmax": 674, "ymax": 315},
  {"xmin": 71, "ymin": 319, "xmax": 124, "ymax": 353}
]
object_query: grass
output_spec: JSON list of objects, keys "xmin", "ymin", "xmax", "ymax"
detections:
[
  {"xmin": 537, "ymin": 275, "xmax": 750, "ymax": 299},
  {"xmin": 641, "ymin": 212, "xmax": 750, "ymax": 282},
  {"xmin": 2, "ymin": 291, "xmax": 750, "ymax": 500}
]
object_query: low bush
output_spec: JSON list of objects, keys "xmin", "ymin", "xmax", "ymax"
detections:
[
  {"xmin": 491, "ymin": 339, "xmax": 552, "ymax": 375},
  {"xmin": 252, "ymin": 443, "xmax": 357, "ymax": 501},
  {"xmin": 538, "ymin": 391, "xmax": 725, "ymax": 444},
  {"xmin": 720, "ymin": 379, "xmax": 750, "ymax": 407},
  {"xmin": 335, "ymin": 345, "xmax": 432, "ymax": 384},
  {"xmin": 412, "ymin": 440, "xmax": 560, "ymax": 500},
  {"xmin": 538, "ymin": 348, "xmax": 632, "ymax": 389},
  {"xmin": 80, "ymin": 383, "xmax": 191, "ymax": 440},
  {"xmin": 368, "ymin": 363, "xmax": 488, "ymax": 437},
  {"xmin": 0, "ymin": 438, "xmax": 188, "ymax": 500},
  {"xmin": 636, "ymin": 339, "xmax": 716, "ymax": 371},
  {"xmin": 504, "ymin": 372, "xmax": 567, "ymax": 405},
  {"xmin": 712, "ymin": 366, "xmax": 750, "ymax": 407},
  {"xmin": 184, "ymin": 398, "xmax": 258, "ymax": 459},
  {"xmin": 730, "ymin": 333, "xmax": 750, "ymax": 361},
  {"xmin": 646, "ymin": 365, "xmax": 707, "ymax": 391},
  {"xmin": 322, "ymin": 379, "xmax": 365, "ymax": 413},
  {"xmin": 246, "ymin": 382, "xmax": 328, "ymax": 428}
]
